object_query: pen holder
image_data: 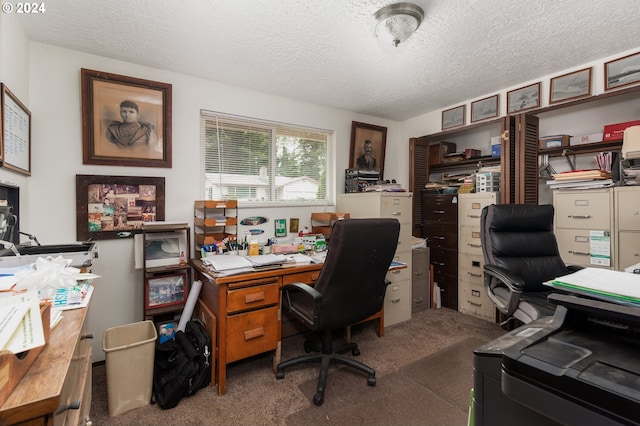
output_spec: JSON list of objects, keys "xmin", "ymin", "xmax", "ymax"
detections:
[{"xmin": 238, "ymin": 249, "xmax": 248, "ymax": 256}]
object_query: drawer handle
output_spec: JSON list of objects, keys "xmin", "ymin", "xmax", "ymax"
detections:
[
  {"xmin": 467, "ymin": 214, "xmax": 480, "ymax": 218},
  {"xmin": 81, "ymin": 333, "xmax": 94, "ymax": 340},
  {"xmin": 433, "ymin": 261, "xmax": 445, "ymax": 266},
  {"xmin": 468, "ymin": 243, "xmax": 482, "ymax": 248},
  {"xmin": 391, "ymin": 269, "xmax": 401, "ymax": 274},
  {"xmin": 413, "ymin": 271, "xmax": 423, "ymax": 276},
  {"xmin": 468, "ymin": 301, "xmax": 482, "ymax": 307},
  {"xmin": 568, "ymin": 215, "xmax": 591, "ymax": 219},
  {"xmin": 54, "ymin": 400, "xmax": 80, "ymax": 415},
  {"xmin": 433, "ymin": 210, "xmax": 445, "ymax": 214},
  {"xmin": 245, "ymin": 291, "xmax": 266, "ymax": 304},
  {"xmin": 413, "ymin": 298, "xmax": 424, "ymax": 303},
  {"xmin": 568, "ymin": 250, "xmax": 590, "ymax": 256},
  {"xmin": 433, "ymin": 236, "xmax": 445, "ymax": 240},
  {"xmin": 468, "ymin": 272, "xmax": 482, "ymax": 278},
  {"xmin": 244, "ymin": 327, "xmax": 265, "ymax": 341},
  {"xmin": 390, "ymin": 298, "xmax": 401, "ymax": 303},
  {"xmin": 392, "ymin": 211, "xmax": 402, "ymax": 216}
]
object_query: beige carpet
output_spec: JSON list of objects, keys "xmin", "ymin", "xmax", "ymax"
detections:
[{"xmin": 90, "ymin": 307, "xmax": 504, "ymax": 425}]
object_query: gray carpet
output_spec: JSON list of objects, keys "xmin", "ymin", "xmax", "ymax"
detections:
[{"xmin": 89, "ymin": 307, "xmax": 504, "ymax": 425}]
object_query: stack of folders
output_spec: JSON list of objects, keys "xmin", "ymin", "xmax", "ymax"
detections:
[
  {"xmin": 544, "ymin": 268, "xmax": 640, "ymax": 307},
  {"xmin": 547, "ymin": 169, "xmax": 613, "ymax": 190}
]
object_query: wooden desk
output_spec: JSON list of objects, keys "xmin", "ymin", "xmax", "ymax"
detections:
[
  {"xmin": 0, "ymin": 307, "xmax": 92, "ymax": 425},
  {"xmin": 191, "ymin": 260, "xmax": 384, "ymax": 395}
]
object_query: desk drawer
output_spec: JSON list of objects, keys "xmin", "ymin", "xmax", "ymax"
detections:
[
  {"xmin": 227, "ymin": 282, "xmax": 280, "ymax": 313},
  {"xmin": 283, "ymin": 270, "xmax": 321, "ymax": 286},
  {"xmin": 226, "ymin": 305, "xmax": 279, "ymax": 363}
]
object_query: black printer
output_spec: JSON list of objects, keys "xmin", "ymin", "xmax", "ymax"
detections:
[{"xmin": 473, "ymin": 293, "xmax": 640, "ymax": 426}]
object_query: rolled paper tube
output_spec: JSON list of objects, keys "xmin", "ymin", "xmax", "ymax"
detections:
[{"xmin": 177, "ymin": 279, "xmax": 203, "ymax": 332}]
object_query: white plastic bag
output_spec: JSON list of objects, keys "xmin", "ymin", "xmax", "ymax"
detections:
[{"xmin": 13, "ymin": 255, "xmax": 80, "ymax": 300}]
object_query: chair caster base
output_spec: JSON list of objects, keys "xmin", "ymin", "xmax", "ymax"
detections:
[
  {"xmin": 367, "ymin": 375, "xmax": 376, "ymax": 386},
  {"xmin": 276, "ymin": 370, "xmax": 284, "ymax": 380},
  {"xmin": 313, "ymin": 392, "xmax": 324, "ymax": 406}
]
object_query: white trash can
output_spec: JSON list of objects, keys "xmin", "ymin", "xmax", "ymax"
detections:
[{"xmin": 103, "ymin": 320, "xmax": 157, "ymax": 417}]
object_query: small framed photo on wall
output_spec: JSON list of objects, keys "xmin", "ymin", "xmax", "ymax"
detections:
[
  {"xmin": 507, "ymin": 82, "xmax": 541, "ymax": 113},
  {"xmin": 350, "ymin": 121, "xmax": 387, "ymax": 178},
  {"xmin": 549, "ymin": 67, "xmax": 592, "ymax": 104},
  {"xmin": 605, "ymin": 51, "xmax": 640, "ymax": 91},
  {"xmin": 442, "ymin": 105, "xmax": 465, "ymax": 130}
]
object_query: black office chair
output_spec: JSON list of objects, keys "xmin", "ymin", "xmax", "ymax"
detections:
[
  {"xmin": 480, "ymin": 204, "xmax": 581, "ymax": 327},
  {"xmin": 275, "ymin": 218, "xmax": 400, "ymax": 406}
]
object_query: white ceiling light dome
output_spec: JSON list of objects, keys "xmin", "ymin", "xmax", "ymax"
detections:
[{"xmin": 374, "ymin": 2, "xmax": 425, "ymax": 48}]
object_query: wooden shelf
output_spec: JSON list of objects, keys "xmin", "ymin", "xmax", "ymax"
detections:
[
  {"xmin": 430, "ymin": 155, "xmax": 500, "ymax": 172},
  {"xmin": 539, "ymin": 140, "xmax": 622, "ymax": 157}
]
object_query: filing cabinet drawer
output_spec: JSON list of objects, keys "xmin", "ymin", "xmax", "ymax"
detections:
[
  {"xmin": 384, "ymin": 279, "xmax": 411, "ymax": 326},
  {"xmin": 227, "ymin": 305, "xmax": 279, "ymax": 363},
  {"xmin": 430, "ymin": 248, "xmax": 457, "ymax": 276},
  {"xmin": 396, "ymin": 224, "xmax": 413, "ymax": 254},
  {"xmin": 458, "ymin": 193, "xmax": 497, "ymax": 226},
  {"xmin": 422, "ymin": 194, "xmax": 458, "ymax": 223},
  {"xmin": 412, "ymin": 247, "xmax": 429, "ymax": 278},
  {"xmin": 424, "ymin": 224, "xmax": 457, "ymax": 250},
  {"xmin": 412, "ymin": 277, "xmax": 430, "ymax": 313},
  {"xmin": 387, "ymin": 252, "xmax": 411, "ymax": 283},
  {"xmin": 556, "ymin": 228, "xmax": 612, "ymax": 268},
  {"xmin": 380, "ymin": 195, "xmax": 412, "ymax": 223},
  {"xmin": 227, "ymin": 282, "xmax": 280, "ymax": 313},
  {"xmin": 459, "ymin": 281, "xmax": 494, "ymax": 321},
  {"xmin": 458, "ymin": 254, "xmax": 484, "ymax": 286},
  {"xmin": 554, "ymin": 189, "xmax": 613, "ymax": 230},
  {"xmin": 618, "ymin": 231, "xmax": 640, "ymax": 270},
  {"xmin": 458, "ymin": 224, "xmax": 483, "ymax": 255},
  {"xmin": 616, "ymin": 187, "xmax": 640, "ymax": 230}
]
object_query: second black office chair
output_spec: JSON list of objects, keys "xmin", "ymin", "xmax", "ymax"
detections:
[
  {"xmin": 480, "ymin": 204, "xmax": 581, "ymax": 327},
  {"xmin": 275, "ymin": 218, "xmax": 400, "ymax": 406}
]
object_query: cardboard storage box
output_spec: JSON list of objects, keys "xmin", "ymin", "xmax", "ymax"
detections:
[
  {"xmin": 570, "ymin": 133, "xmax": 604, "ymax": 146},
  {"xmin": 429, "ymin": 141, "xmax": 457, "ymax": 165},
  {"xmin": 539, "ymin": 134, "xmax": 570, "ymax": 149},
  {"xmin": 603, "ymin": 120, "xmax": 640, "ymax": 141}
]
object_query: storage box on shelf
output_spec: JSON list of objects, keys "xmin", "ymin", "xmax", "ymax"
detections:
[
  {"xmin": 337, "ymin": 192, "xmax": 413, "ymax": 326},
  {"xmin": 458, "ymin": 193, "xmax": 498, "ymax": 322},
  {"xmin": 194, "ymin": 200, "xmax": 237, "ymax": 253}
]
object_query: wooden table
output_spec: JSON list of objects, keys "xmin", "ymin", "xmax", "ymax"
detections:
[
  {"xmin": 191, "ymin": 260, "xmax": 384, "ymax": 395},
  {"xmin": 0, "ymin": 307, "xmax": 92, "ymax": 425}
]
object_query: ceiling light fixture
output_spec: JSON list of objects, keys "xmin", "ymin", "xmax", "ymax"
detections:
[{"xmin": 374, "ymin": 2, "xmax": 424, "ymax": 48}]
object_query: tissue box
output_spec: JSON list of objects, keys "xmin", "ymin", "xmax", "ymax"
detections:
[{"xmin": 603, "ymin": 120, "xmax": 640, "ymax": 142}]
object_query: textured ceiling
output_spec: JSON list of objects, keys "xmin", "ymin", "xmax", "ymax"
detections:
[{"xmin": 15, "ymin": 0, "xmax": 640, "ymax": 121}]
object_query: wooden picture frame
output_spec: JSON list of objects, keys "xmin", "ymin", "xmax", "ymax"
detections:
[
  {"xmin": 75, "ymin": 174, "xmax": 165, "ymax": 241},
  {"xmin": 145, "ymin": 273, "xmax": 187, "ymax": 310},
  {"xmin": 471, "ymin": 95, "xmax": 499, "ymax": 123},
  {"xmin": 442, "ymin": 105, "xmax": 465, "ymax": 130},
  {"xmin": 550, "ymin": 67, "xmax": 592, "ymax": 104},
  {"xmin": 141, "ymin": 231, "xmax": 188, "ymax": 268},
  {"xmin": 0, "ymin": 84, "xmax": 31, "ymax": 175},
  {"xmin": 507, "ymin": 82, "xmax": 541, "ymax": 113},
  {"xmin": 605, "ymin": 51, "xmax": 640, "ymax": 91},
  {"xmin": 350, "ymin": 121, "xmax": 387, "ymax": 179},
  {"xmin": 81, "ymin": 68, "xmax": 172, "ymax": 167}
]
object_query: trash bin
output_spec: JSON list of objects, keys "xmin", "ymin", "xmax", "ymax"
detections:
[{"xmin": 103, "ymin": 320, "xmax": 157, "ymax": 417}]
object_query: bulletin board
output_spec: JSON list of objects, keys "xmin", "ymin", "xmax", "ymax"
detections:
[{"xmin": 0, "ymin": 84, "xmax": 31, "ymax": 176}]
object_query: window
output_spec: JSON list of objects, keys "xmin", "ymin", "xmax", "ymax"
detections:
[{"xmin": 200, "ymin": 111, "xmax": 332, "ymax": 205}]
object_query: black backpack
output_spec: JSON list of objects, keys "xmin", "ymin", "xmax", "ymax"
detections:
[{"xmin": 152, "ymin": 318, "xmax": 211, "ymax": 409}]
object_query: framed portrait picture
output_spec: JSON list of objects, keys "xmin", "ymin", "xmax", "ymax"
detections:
[
  {"xmin": 442, "ymin": 105, "xmax": 465, "ymax": 130},
  {"xmin": 0, "ymin": 83, "xmax": 31, "ymax": 175},
  {"xmin": 81, "ymin": 68, "xmax": 172, "ymax": 167},
  {"xmin": 507, "ymin": 82, "xmax": 541, "ymax": 113},
  {"xmin": 605, "ymin": 51, "xmax": 640, "ymax": 91},
  {"xmin": 550, "ymin": 67, "xmax": 592, "ymax": 104},
  {"xmin": 145, "ymin": 273, "xmax": 188, "ymax": 310},
  {"xmin": 350, "ymin": 121, "xmax": 387, "ymax": 178},
  {"xmin": 471, "ymin": 95, "xmax": 499, "ymax": 123},
  {"xmin": 76, "ymin": 174, "xmax": 165, "ymax": 241}
]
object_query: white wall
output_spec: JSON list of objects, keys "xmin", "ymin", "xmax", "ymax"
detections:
[{"xmin": 23, "ymin": 43, "xmax": 405, "ymax": 362}]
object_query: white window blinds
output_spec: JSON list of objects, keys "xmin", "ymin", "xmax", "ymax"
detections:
[{"xmin": 200, "ymin": 111, "xmax": 331, "ymax": 205}]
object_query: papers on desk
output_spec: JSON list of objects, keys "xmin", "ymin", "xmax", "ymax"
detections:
[
  {"xmin": 0, "ymin": 290, "xmax": 45, "ymax": 353},
  {"xmin": 545, "ymin": 267, "xmax": 640, "ymax": 307},
  {"xmin": 202, "ymin": 253, "xmax": 320, "ymax": 275}
]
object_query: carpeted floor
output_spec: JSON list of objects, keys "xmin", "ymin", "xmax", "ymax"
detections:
[{"xmin": 90, "ymin": 307, "xmax": 504, "ymax": 425}]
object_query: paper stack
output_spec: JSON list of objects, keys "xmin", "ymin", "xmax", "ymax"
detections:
[
  {"xmin": 0, "ymin": 290, "xmax": 45, "ymax": 353},
  {"xmin": 547, "ymin": 169, "xmax": 613, "ymax": 190}
]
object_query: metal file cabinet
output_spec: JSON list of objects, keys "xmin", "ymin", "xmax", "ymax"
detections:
[
  {"xmin": 422, "ymin": 192, "xmax": 458, "ymax": 310},
  {"xmin": 337, "ymin": 192, "xmax": 413, "ymax": 326},
  {"xmin": 614, "ymin": 186, "xmax": 640, "ymax": 271},
  {"xmin": 412, "ymin": 246, "xmax": 430, "ymax": 313},
  {"xmin": 458, "ymin": 193, "xmax": 497, "ymax": 322}
]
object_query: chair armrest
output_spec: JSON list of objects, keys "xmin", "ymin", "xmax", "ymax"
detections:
[
  {"xmin": 281, "ymin": 282, "xmax": 322, "ymax": 328},
  {"xmin": 483, "ymin": 264, "xmax": 525, "ymax": 317},
  {"xmin": 566, "ymin": 265, "xmax": 584, "ymax": 273}
]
